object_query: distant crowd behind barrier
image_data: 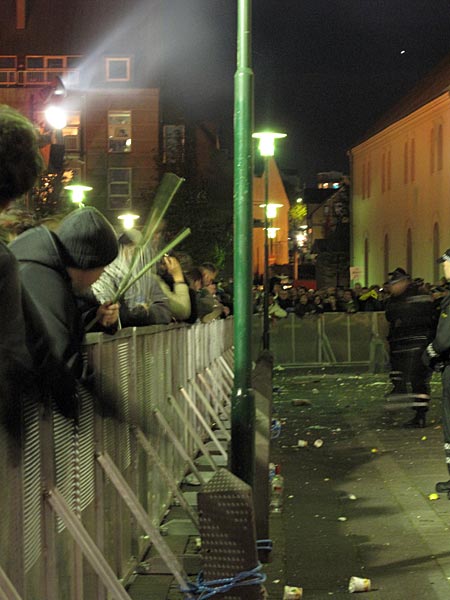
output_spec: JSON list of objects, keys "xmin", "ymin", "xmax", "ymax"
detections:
[{"xmin": 252, "ymin": 277, "xmax": 450, "ymax": 320}]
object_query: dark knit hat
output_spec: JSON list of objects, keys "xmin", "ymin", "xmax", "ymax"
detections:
[
  {"xmin": 56, "ymin": 207, "xmax": 118, "ymax": 269},
  {"xmin": 388, "ymin": 267, "xmax": 410, "ymax": 284}
]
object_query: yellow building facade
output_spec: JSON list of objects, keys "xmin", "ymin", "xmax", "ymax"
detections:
[
  {"xmin": 351, "ymin": 92, "xmax": 450, "ymax": 286},
  {"xmin": 252, "ymin": 157, "xmax": 290, "ymax": 276}
]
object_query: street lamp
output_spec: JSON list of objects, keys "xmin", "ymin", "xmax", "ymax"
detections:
[
  {"xmin": 252, "ymin": 131, "xmax": 286, "ymax": 351},
  {"xmin": 118, "ymin": 213, "xmax": 140, "ymax": 230},
  {"xmin": 64, "ymin": 184, "xmax": 93, "ymax": 206}
]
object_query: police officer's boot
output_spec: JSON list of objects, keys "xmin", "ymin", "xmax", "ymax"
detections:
[
  {"xmin": 403, "ymin": 409, "xmax": 426, "ymax": 428},
  {"xmin": 435, "ymin": 480, "xmax": 450, "ymax": 494}
]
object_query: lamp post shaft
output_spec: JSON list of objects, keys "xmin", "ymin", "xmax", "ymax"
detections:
[
  {"xmin": 231, "ymin": 0, "xmax": 255, "ymax": 487},
  {"xmin": 262, "ymin": 156, "xmax": 270, "ymax": 351}
]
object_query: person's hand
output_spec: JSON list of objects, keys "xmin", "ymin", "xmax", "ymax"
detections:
[
  {"xmin": 222, "ymin": 305, "xmax": 231, "ymax": 317},
  {"xmin": 97, "ymin": 301, "xmax": 120, "ymax": 328},
  {"xmin": 163, "ymin": 255, "xmax": 184, "ymax": 282}
]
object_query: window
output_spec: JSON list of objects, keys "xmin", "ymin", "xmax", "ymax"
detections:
[
  {"xmin": 108, "ymin": 168, "xmax": 132, "ymax": 210},
  {"xmin": 437, "ymin": 124, "xmax": 443, "ymax": 171},
  {"xmin": 403, "ymin": 141, "xmax": 408, "ymax": 184},
  {"xmin": 362, "ymin": 163, "xmax": 366, "ymax": 199},
  {"xmin": 108, "ymin": 111, "xmax": 132, "ymax": 153},
  {"xmin": 0, "ymin": 56, "xmax": 16, "ymax": 84},
  {"xmin": 24, "ymin": 55, "xmax": 80, "ymax": 86},
  {"xmin": 430, "ymin": 127, "xmax": 435, "ymax": 174},
  {"xmin": 406, "ymin": 228, "xmax": 412, "ymax": 275},
  {"xmin": 387, "ymin": 150, "xmax": 391, "ymax": 190},
  {"xmin": 433, "ymin": 222, "xmax": 440, "ymax": 283},
  {"xmin": 384, "ymin": 234, "xmax": 389, "ymax": 282},
  {"xmin": 106, "ymin": 57, "xmax": 130, "ymax": 82},
  {"xmin": 62, "ymin": 112, "xmax": 81, "ymax": 152}
]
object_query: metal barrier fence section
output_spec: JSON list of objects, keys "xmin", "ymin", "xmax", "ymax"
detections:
[
  {"xmin": 253, "ymin": 312, "xmax": 389, "ymax": 368},
  {"xmin": 0, "ymin": 319, "xmax": 233, "ymax": 600}
]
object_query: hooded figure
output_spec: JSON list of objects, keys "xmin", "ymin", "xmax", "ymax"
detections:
[{"xmin": 10, "ymin": 208, "xmax": 119, "ymax": 388}]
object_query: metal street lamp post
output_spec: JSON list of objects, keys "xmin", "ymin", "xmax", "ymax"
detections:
[{"xmin": 252, "ymin": 132, "xmax": 286, "ymax": 350}]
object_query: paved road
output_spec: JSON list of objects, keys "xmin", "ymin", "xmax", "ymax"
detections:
[{"xmin": 265, "ymin": 369, "xmax": 450, "ymax": 599}]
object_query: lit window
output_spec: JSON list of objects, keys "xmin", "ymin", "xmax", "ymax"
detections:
[
  {"xmin": 108, "ymin": 168, "xmax": 132, "ymax": 210},
  {"xmin": 62, "ymin": 112, "xmax": 81, "ymax": 152},
  {"xmin": 106, "ymin": 57, "xmax": 130, "ymax": 82},
  {"xmin": 108, "ymin": 111, "xmax": 132, "ymax": 153}
]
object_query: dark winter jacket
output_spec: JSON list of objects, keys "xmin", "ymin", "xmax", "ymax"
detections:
[
  {"xmin": 385, "ymin": 284, "xmax": 438, "ymax": 348},
  {"xmin": 0, "ymin": 242, "xmax": 34, "ymax": 406},
  {"xmin": 10, "ymin": 226, "xmax": 85, "ymax": 378}
]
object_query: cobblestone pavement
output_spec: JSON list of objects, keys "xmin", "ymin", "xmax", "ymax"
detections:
[{"xmin": 265, "ymin": 368, "xmax": 450, "ymax": 600}]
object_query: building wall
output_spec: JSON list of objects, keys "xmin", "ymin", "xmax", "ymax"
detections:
[
  {"xmin": 351, "ymin": 93, "xmax": 450, "ymax": 286},
  {"xmin": 253, "ymin": 157, "xmax": 290, "ymax": 276}
]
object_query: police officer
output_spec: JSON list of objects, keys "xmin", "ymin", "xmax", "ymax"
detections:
[
  {"xmin": 423, "ymin": 249, "xmax": 450, "ymax": 494},
  {"xmin": 385, "ymin": 267, "xmax": 438, "ymax": 427}
]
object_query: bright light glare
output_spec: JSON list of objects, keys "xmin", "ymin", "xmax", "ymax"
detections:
[
  {"xmin": 267, "ymin": 227, "xmax": 279, "ymax": 239},
  {"xmin": 296, "ymin": 197, "xmax": 303, "ymax": 203},
  {"xmin": 252, "ymin": 132, "xmax": 287, "ymax": 157},
  {"xmin": 118, "ymin": 213, "xmax": 140, "ymax": 230},
  {"xmin": 64, "ymin": 184, "xmax": 93, "ymax": 204},
  {"xmin": 259, "ymin": 202, "xmax": 283, "ymax": 218},
  {"xmin": 45, "ymin": 106, "xmax": 67, "ymax": 129}
]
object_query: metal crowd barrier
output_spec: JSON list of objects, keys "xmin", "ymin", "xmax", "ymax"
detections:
[
  {"xmin": 253, "ymin": 312, "xmax": 390, "ymax": 369},
  {"xmin": 0, "ymin": 319, "xmax": 234, "ymax": 600}
]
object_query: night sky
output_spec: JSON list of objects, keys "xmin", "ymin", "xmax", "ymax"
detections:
[{"xmin": 163, "ymin": 1, "xmax": 450, "ymax": 185}]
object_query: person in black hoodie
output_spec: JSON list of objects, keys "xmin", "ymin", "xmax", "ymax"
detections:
[{"xmin": 10, "ymin": 207, "xmax": 119, "ymax": 414}]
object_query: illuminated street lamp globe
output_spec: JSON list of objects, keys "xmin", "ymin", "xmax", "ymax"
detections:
[
  {"xmin": 118, "ymin": 213, "xmax": 140, "ymax": 230},
  {"xmin": 267, "ymin": 227, "xmax": 280, "ymax": 239},
  {"xmin": 259, "ymin": 202, "xmax": 283, "ymax": 219},
  {"xmin": 44, "ymin": 105, "xmax": 67, "ymax": 130},
  {"xmin": 64, "ymin": 184, "xmax": 93, "ymax": 206},
  {"xmin": 252, "ymin": 131, "xmax": 286, "ymax": 157}
]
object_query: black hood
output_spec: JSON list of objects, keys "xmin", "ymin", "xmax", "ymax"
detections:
[{"xmin": 9, "ymin": 226, "xmax": 69, "ymax": 279}]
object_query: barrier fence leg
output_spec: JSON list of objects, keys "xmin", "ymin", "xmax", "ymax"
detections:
[
  {"xmin": 206, "ymin": 365, "xmax": 232, "ymax": 408},
  {"xmin": 133, "ymin": 427, "xmax": 200, "ymax": 529},
  {"xmin": 45, "ymin": 487, "xmax": 131, "ymax": 600},
  {"xmin": 0, "ymin": 566, "xmax": 23, "ymax": 600},
  {"xmin": 179, "ymin": 388, "xmax": 228, "ymax": 460},
  {"xmin": 189, "ymin": 380, "xmax": 231, "ymax": 442},
  {"xmin": 95, "ymin": 453, "xmax": 194, "ymax": 596},
  {"xmin": 217, "ymin": 356, "xmax": 234, "ymax": 392},
  {"xmin": 167, "ymin": 395, "xmax": 218, "ymax": 472},
  {"xmin": 198, "ymin": 372, "xmax": 231, "ymax": 416},
  {"xmin": 153, "ymin": 409, "xmax": 206, "ymax": 485}
]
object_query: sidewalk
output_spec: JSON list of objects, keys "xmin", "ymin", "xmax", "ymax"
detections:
[{"xmin": 265, "ymin": 368, "xmax": 450, "ymax": 599}]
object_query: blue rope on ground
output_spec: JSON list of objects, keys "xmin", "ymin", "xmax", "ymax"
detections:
[
  {"xmin": 271, "ymin": 418, "xmax": 282, "ymax": 439},
  {"xmin": 181, "ymin": 562, "xmax": 266, "ymax": 599}
]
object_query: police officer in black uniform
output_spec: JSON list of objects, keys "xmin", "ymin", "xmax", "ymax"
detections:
[
  {"xmin": 385, "ymin": 267, "xmax": 438, "ymax": 427},
  {"xmin": 423, "ymin": 249, "xmax": 450, "ymax": 494}
]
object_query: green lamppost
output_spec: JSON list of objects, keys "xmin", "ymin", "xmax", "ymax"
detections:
[{"xmin": 252, "ymin": 132, "xmax": 286, "ymax": 350}]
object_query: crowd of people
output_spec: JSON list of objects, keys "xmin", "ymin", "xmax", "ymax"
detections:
[
  {"xmin": 257, "ymin": 276, "xmax": 449, "ymax": 320},
  {"xmin": 4, "ymin": 103, "xmax": 450, "ymax": 503},
  {"xmin": 0, "ymin": 105, "xmax": 233, "ymax": 432}
]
